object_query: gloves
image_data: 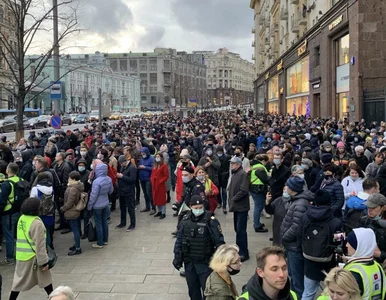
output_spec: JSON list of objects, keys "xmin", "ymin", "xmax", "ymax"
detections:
[
  {"xmin": 171, "ymin": 202, "xmax": 181, "ymax": 211},
  {"xmin": 173, "ymin": 257, "xmax": 182, "ymax": 270}
]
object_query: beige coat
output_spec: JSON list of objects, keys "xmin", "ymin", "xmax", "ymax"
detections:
[
  {"xmin": 62, "ymin": 181, "xmax": 84, "ymax": 220},
  {"xmin": 12, "ymin": 218, "xmax": 53, "ymax": 291}
]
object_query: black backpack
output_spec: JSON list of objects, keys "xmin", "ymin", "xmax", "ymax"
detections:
[
  {"xmin": 302, "ymin": 219, "xmax": 333, "ymax": 262},
  {"xmin": 37, "ymin": 189, "xmax": 55, "ymax": 216},
  {"xmin": 9, "ymin": 178, "xmax": 30, "ymax": 212}
]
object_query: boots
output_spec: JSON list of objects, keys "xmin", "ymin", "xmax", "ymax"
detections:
[{"xmin": 166, "ymin": 191, "xmax": 171, "ymax": 203}]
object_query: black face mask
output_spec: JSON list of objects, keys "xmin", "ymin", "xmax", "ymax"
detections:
[
  {"xmin": 324, "ymin": 174, "xmax": 333, "ymax": 180},
  {"xmin": 228, "ymin": 266, "xmax": 240, "ymax": 276},
  {"xmin": 235, "ymin": 152, "xmax": 241, "ymax": 157}
]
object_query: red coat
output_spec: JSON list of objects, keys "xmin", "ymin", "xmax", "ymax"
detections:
[{"xmin": 150, "ymin": 163, "xmax": 169, "ymax": 206}]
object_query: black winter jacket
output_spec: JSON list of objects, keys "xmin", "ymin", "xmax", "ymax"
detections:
[
  {"xmin": 320, "ymin": 179, "xmax": 345, "ymax": 217},
  {"xmin": 228, "ymin": 167, "xmax": 250, "ymax": 213},
  {"xmin": 269, "ymin": 164, "xmax": 291, "ymax": 200},
  {"xmin": 118, "ymin": 161, "xmax": 137, "ymax": 195},
  {"xmin": 280, "ymin": 190, "xmax": 314, "ymax": 252}
]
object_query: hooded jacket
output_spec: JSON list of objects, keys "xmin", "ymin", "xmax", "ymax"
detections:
[
  {"xmin": 240, "ymin": 273, "xmax": 295, "ymax": 300},
  {"xmin": 62, "ymin": 181, "xmax": 84, "ymax": 219},
  {"xmin": 87, "ymin": 164, "xmax": 113, "ymax": 210},
  {"xmin": 280, "ymin": 190, "xmax": 314, "ymax": 252},
  {"xmin": 76, "ymin": 158, "xmax": 91, "ymax": 193},
  {"xmin": 20, "ymin": 149, "xmax": 34, "ymax": 182},
  {"xmin": 298, "ymin": 205, "xmax": 342, "ymax": 281},
  {"xmin": 376, "ymin": 165, "xmax": 386, "ymax": 198},
  {"xmin": 138, "ymin": 147, "xmax": 154, "ymax": 181}
]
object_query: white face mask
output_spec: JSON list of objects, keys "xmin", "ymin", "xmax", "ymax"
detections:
[
  {"xmin": 80, "ymin": 151, "xmax": 87, "ymax": 157},
  {"xmin": 297, "ymin": 174, "xmax": 305, "ymax": 179},
  {"xmin": 155, "ymin": 157, "xmax": 161, "ymax": 163}
]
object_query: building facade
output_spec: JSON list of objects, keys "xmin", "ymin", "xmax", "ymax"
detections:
[
  {"xmin": 103, "ymin": 48, "xmax": 207, "ymax": 110},
  {"xmin": 194, "ymin": 48, "xmax": 255, "ymax": 107},
  {"xmin": 250, "ymin": 0, "xmax": 386, "ymax": 121},
  {"xmin": 25, "ymin": 56, "xmax": 141, "ymax": 113}
]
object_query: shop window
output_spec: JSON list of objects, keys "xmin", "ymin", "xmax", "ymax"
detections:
[
  {"xmin": 268, "ymin": 101, "xmax": 279, "ymax": 114},
  {"xmin": 287, "ymin": 56, "xmax": 309, "ymax": 96},
  {"xmin": 286, "ymin": 96, "xmax": 308, "ymax": 115},
  {"xmin": 338, "ymin": 92, "xmax": 349, "ymax": 119},
  {"xmin": 338, "ymin": 34, "xmax": 350, "ymax": 66},
  {"xmin": 268, "ymin": 75, "xmax": 279, "ymax": 100}
]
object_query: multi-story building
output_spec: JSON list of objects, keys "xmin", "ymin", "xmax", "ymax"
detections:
[
  {"xmin": 25, "ymin": 56, "xmax": 141, "ymax": 113},
  {"xmin": 103, "ymin": 48, "xmax": 207, "ymax": 110},
  {"xmin": 0, "ymin": 2, "xmax": 18, "ymax": 109},
  {"xmin": 250, "ymin": 0, "xmax": 386, "ymax": 121},
  {"xmin": 194, "ymin": 48, "xmax": 255, "ymax": 107}
]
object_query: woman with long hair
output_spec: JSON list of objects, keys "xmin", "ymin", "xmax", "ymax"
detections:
[
  {"xmin": 194, "ymin": 166, "xmax": 219, "ymax": 214},
  {"xmin": 150, "ymin": 153, "xmax": 169, "ymax": 219},
  {"xmin": 317, "ymin": 267, "xmax": 361, "ymax": 300},
  {"xmin": 10, "ymin": 198, "xmax": 54, "ymax": 300},
  {"xmin": 204, "ymin": 244, "xmax": 240, "ymax": 300}
]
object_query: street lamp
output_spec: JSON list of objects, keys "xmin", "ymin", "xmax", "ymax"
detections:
[{"xmin": 98, "ymin": 65, "xmax": 110, "ymax": 131}]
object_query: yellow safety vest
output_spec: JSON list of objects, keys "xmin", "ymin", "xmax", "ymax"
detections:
[
  {"xmin": 250, "ymin": 163, "xmax": 268, "ymax": 186},
  {"xmin": 344, "ymin": 260, "xmax": 386, "ymax": 300},
  {"xmin": 237, "ymin": 290, "xmax": 298, "ymax": 300},
  {"xmin": 316, "ymin": 295, "xmax": 329, "ymax": 300},
  {"xmin": 4, "ymin": 176, "xmax": 20, "ymax": 212},
  {"xmin": 16, "ymin": 215, "xmax": 42, "ymax": 261}
]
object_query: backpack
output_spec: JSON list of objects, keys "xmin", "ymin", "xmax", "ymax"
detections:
[
  {"xmin": 37, "ymin": 189, "xmax": 55, "ymax": 216},
  {"xmin": 76, "ymin": 192, "xmax": 88, "ymax": 211},
  {"xmin": 302, "ymin": 219, "xmax": 333, "ymax": 263},
  {"xmin": 8, "ymin": 178, "xmax": 30, "ymax": 212}
]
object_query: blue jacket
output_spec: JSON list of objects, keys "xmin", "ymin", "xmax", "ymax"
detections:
[
  {"xmin": 88, "ymin": 164, "xmax": 113, "ymax": 210},
  {"xmin": 138, "ymin": 147, "xmax": 154, "ymax": 181},
  {"xmin": 346, "ymin": 194, "xmax": 368, "ymax": 212}
]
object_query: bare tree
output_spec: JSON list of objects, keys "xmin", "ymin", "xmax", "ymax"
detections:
[{"xmin": 0, "ymin": 0, "xmax": 81, "ymax": 141}]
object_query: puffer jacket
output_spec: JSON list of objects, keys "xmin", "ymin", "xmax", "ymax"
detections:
[
  {"xmin": 87, "ymin": 164, "xmax": 113, "ymax": 210},
  {"xmin": 320, "ymin": 179, "xmax": 345, "ymax": 217},
  {"xmin": 138, "ymin": 147, "xmax": 154, "ymax": 181},
  {"xmin": 280, "ymin": 190, "xmax": 314, "ymax": 252},
  {"xmin": 62, "ymin": 181, "xmax": 84, "ymax": 219}
]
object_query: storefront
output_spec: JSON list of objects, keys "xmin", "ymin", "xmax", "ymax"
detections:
[
  {"xmin": 268, "ymin": 75, "xmax": 279, "ymax": 114},
  {"xmin": 336, "ymin": 34, "xmax": 350, "ymax": 119},
  {"xmin": 286, "ymin": 56, "xmax": 309, "ymax": 115},
  {"xmin": 257, "ymin": 85, "xmax": 265, "ymax": 113}
]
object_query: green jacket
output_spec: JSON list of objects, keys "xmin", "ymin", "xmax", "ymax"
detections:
[{"xmin": 204, "ymin": 271, "xmax": 237, "ymax": 300}]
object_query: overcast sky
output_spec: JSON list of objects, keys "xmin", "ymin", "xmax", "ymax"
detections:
[{"xmin": 70, "ymin": 0, "xmax": 254, "ymax": 62}]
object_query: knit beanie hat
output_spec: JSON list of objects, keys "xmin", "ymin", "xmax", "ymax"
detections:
[
  {"xmin": 337, "ymin": 141, "xmax": 344, "ymax": 148},
  {"xmin": 286, "ymin": 176, "xmax": 304, "ymax": 193},
  {"xmin": 313, "ymin": 190, "xmax": 331, "ymax": 206},
  {"xmin": 347, "ymin": 230, "xmax": 358, "ymax": 250}
]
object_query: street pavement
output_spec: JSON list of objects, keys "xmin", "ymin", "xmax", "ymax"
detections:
[{"xmin": 0, "ymin": 193, "xmax": 273, "ymax": 299}]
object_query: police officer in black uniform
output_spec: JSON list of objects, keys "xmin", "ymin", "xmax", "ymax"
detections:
[{"xmin": 173, "ymin": 195, "xmax": 225, "ymax": 300}]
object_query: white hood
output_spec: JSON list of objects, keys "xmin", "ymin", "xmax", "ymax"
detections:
[
  {"xmin": 351, "ymin": 228, "xmax": 377, "ymax": 258},
  {"xmin": 36, "ymin": 185, "xmax": 53, "ymax": 195}
]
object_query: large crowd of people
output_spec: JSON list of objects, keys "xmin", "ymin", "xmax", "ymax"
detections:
[{"xmin": 0, "ymin": 110, "xmax": 385, "ymax": 299}]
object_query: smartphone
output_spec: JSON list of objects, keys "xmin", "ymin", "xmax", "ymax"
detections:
[
  {"xmin": 267, "ymin": 186, "xmax": 271, "ymax": 193},
  {"xmin": 333, "ymin": 232, "xmax": 346, "ymax": 242}
]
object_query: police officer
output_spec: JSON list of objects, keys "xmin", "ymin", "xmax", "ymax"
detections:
[
  {"xmin": 173, "ymin": 195, "xmax": 225, "ymax": 300},
  {"xmin": 344, "ymin": 227, "xmax": 386, "ymax": 299}
]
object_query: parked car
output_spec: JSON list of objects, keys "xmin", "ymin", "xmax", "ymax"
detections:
[
  {"xmin": 4, "ymin": 114, "xmax": 29, "ymax": 122},
  {"xmin": 109, "ymin": 112, "xmax": 122, "ymax": 120},
  {"xmin": 39, "ymin": 115, "xmax": 52, "ymax": 126},
  {"xmin": 61, "ymin": 114, "xmax": 72, "ymax": 126},
  {"xmin": 89, "ymin": 110, "xmax": 99, "ymax": 122},
  {"xmin": 24, "ymin": 117, "xmax": 48, "ymax": 129},
  {"xmin": 70, "ymin": 114, "xmax": 78, "ymax": 123},
  {"xmin": 74, "ymin": 114, "xmax": 90, "ymax": 124},
  {"xmin": 0, "ymin": 119, "xmax": 16, "ymax": 133}
]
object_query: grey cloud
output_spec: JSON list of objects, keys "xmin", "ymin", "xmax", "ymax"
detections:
[
  {"xmin": 172, "ymin": 0, "xmax": 252, "ymax": 38},
  {"xmin": 138, "ymin": 25, "xmax": 166, "ymax": 48},
  {"xmin": 80, "ymin": 0, "xmax": 133, "ymax": 35}
]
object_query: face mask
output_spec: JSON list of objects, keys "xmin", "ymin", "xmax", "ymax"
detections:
[
  {"xmin": 232, "ymin": 146, "xmax": 236, "ymax": 149},
  {"xmin": 97, "ymin": 154, "xmax": 103, "ymax": 159},
  {"xmin": 80, "ymin": 151, "xmax": 87, "ymax": 157},
  {"xmin": 191, "ymin": 208, "xmax": 205, "ymax": 217},
  {"xmin": 197, "ymin": 175, "xmax": 205, "ymax": 181},
  {"xmin": 282, "ymin": 191, "xmax": 291, "ymax": 200},
  {"xmin": 373, "ymin": 215, "xmax": 382, "ymax": 221},
  {"xmin": 206, "ymin": 149, "xmax": 213, "ymax": 156},
  {"xmin": 267, "ymin": 138, "xmax": 272, "ymax": 142},
  {"xmin": 95, "ymin": 142, "xmax": 99, "ymax": 146},
  {"xmin": 78, "ymin": 166, "xmax": 86, "ymax": 172},
  {"xmin": 301, "ymin": 164, "xmax": 309, "ymax": 170},
  {"xmin": 228, "ymin": 266, "xmax": 240, "ymax": 276},
  {"xmin": 350, "ymin": 176, "xmax": 359, "ymax": 181},
  {"xmin": 235, "ymin": 152, "xmax": 241, "ymax": 157},
  {"xmin": 142, "ymin": 154, "xmax": 147, "ymax": 158},
  {"xmin": 217, "ymin": 153, "xmax": 223, "ymax": 157},
  {"xmin": 122, "ymin": 142, "xmax": 127, "ymax": 145},
  {"xmin": 90, "ymin": 164, "xmax": 94, "ymax": 170},
  {"xmin": 32, "ymin": 161, "xmax": 36, "ymax": 166},
  {"xmin": 298, "ymin": 174, "xmax": 305, "ymax": 179},
  {"xmin": 324, "ymin": 174, "xmax": 332, "ymax": 180},
  {"xmin": 273, "ymin": 159, "xmax": 281, "ymax": 166},
  {"xmin": 325, "ymin": 147, "xmax": 332, "ymax": 152},
  {"xmin": 182, "ymin": 176, "xmax": 191, "ymax": 183},
  {"xmin": 155, "ymin": 157, "xmax": 161, "ymax": 163}
]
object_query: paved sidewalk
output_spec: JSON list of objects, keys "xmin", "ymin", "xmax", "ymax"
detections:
[{"xmin": 0, "ymin": 194, "xmax": 273, "ymax": 299}]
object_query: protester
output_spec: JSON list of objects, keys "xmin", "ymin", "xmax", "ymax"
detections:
[{"xmin": 150, "ymin": 153, "xmax": 169, "ymax": 219}]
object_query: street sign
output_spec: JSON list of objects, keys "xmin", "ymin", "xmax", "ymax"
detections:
[
  {"xmin": 188, "ymin": 99, "xmax": 197, "ymax": 107},
  {"xmin": 50, "ymin": 81, "xmax": 62, "ymax": 100},
  {"xmin": 50, "ymin": 115, "xmax": 62, "ymax": 129}
]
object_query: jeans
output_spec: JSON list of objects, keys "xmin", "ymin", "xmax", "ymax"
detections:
[
  {"xmin": 251, "ymin": 192, "xmax": 265, "ymax": 229},
  {"xmin": 302, "ymin": 276, "xmax": 320, "ymax": 300},
  {"xmin": 233, "ymin": 211, "xmax": 249, "ymax": 257},
  {"xmin": 286, "ymin": 250, "xmax": 305, "ymax": 299},
  {"xmin": 184, "ymin": 262, "xmax": 212, "ymax": 300},
  {"xmin": 220, "ymin": 188, "xmax": 227, "ymax": 209},
  {"xmin": 68, "ymin": 218, "xmax": 81, "ymax": 249},
  {"xmin": 119, "ymin": 194, "xmax": 136, "ymax": 227},
  {"xmin": 2, "ymin": 213, "xmax": 20, "ymax": 260},
  {"xmin": 157, "ymin": 205, "xmax": 166, "ymax": 214},
  {"xmin": 93, "ymin": 206, "xmax": 109, "ymax": 246},
  {"xmin": 140, "ymin": 180, "xmax": 154, "ymax": 210}
]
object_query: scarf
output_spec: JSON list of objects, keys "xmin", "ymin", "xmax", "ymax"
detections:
[{"xmin": 320, "ymin": 177, "xmax": 336, "ymax": 189}]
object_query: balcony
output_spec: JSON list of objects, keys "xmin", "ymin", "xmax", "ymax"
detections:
[
  {"xmin": 291, "ymin": 19, "xmax": 299, "ymax": 33},
  {"xmin": 280, "ymin": 7, "xmax": 288, "ymax": 20},
  {"xmin": 298, "ymin": 15, "xmax": 307, "ymax": 26},
  {"xmin": 252, "ymin": 41, "xmax": 256, "ymax": 47},
  {"xmin": 290, "ymin": 0, "xmax": 299, "ymax": 4},
  {"xmin": 252, "ymin": 27, "xmax": 256, "ymax": 34}
]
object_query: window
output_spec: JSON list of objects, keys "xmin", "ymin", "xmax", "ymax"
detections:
[
  {"xmin": 151, "ymin": 96, "xmax": 157, "ymax": 104},
  {"xmin": 110, "ymin": 60, "xmax": 118, "ymax": 71},
  {"xmin": 150, "ymin": 73, "xmax": 157, "ymax": 85},
  {"xmin": 120, "ymin": 60, "xmax": 127, "ymax": 72},
  {"xmin": 140, "ymin": 73, "xmax": 147, "ymax": 86},
  {"xmin": 149, "ymin": 59, "xmax": 157, "ymax": 71},
  {"xmin": 141, "ymin": 96, "xmax": 147, "ymax": 103},
  {"xmin": 129, "ymin": 60, "xmax": 138, "ymax": 72},
  {"xmin": 164, "ymin": 60, "xmax": 171, "ymax": 70},
  {"xmin": 164, "ymin": 73, "xmax": 171, "ymax": 83},
  {"xmin": 337, "ymin": 34, "xmax": 349, "ymax": 66},
  {"xmin": 140, "ymin": 59, "xmax": 147, "ymax": 71}
]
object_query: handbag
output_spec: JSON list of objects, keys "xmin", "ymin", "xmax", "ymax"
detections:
[
  {"xmin": 22, "ymin": 225, "xmax": 58, "ymax": 269},
  {"xmin": 87, "ymin": 218, "xmax": 97, "ymax": 242}
]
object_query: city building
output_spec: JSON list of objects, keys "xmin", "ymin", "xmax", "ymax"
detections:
[
  {"xmin": 194, "ymin": 48, "xmax": 255, "ymax": 107},
  {"xmin": 250, "ymin": 0, "xmax": 386, "ymax": 122},
  {"xmin": 24, "ymin": 56, "xmax": 141, "ymax": 113},
  {"xmin": 103, "ymin": 48, "xmax": 207, "ymax": 110},
  {"xmin": 0, "ymin": 2, "xmax": 18, "ymax": 109}
]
